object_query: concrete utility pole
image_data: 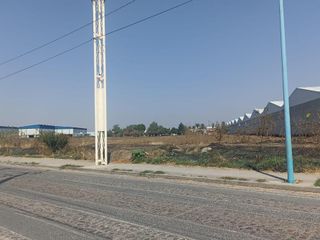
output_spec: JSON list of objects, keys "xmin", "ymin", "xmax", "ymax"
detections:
[
  {"xmin": 279, "ymin": 0, "xmax": 295, "ymax": 183},
  {"xmin": 92, "ymin": 0, "xmax": 108, "ymax": 165}
]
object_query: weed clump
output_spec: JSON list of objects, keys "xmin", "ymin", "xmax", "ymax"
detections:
[
  {"xmin": 59, "ymin": 164, "xmax": 82, "ymax": 170},
  {"xmin": 132, "ymin": 149, "xmax": 147, "ymax": 163},
  {"xmin": 314, "ymin": 179, "xmax": 320, "ymax": 187},
  {"xmin": 39, "ymin": 133, "xmax": 69, "ymax": 153}
]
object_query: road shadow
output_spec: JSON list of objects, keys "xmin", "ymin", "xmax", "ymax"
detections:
[{"xmin": 247, "ymin": 164, "xmax": 287, "ymax": 182}]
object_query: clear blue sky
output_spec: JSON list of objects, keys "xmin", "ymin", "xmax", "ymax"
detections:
[{"xmin": 0, "ymin": 0, "xmax": 320, "ymax": 130}]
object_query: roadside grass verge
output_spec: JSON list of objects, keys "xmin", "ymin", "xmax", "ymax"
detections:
[
  {"xmin": 112, "ymin": 168, "xmax": 133, "ymax": 172},
  {"xmin": 8, "ymin": 161, "xmax": 40, "ymax": 166},
  {"xmin": 314, "ymin": 179, "xmax": 320, "ymax": 187},
  {"xmin": 256, "ymin": 179, "xmax": 267, "ymax": 183},
  {"xmin": 131, "ymin": 147, "xmax": 320, "ymax": 173},
  {"xmin": 139, "ymin": 170, "xmax": 154, "ymax": 176},
  {"xmin": 220, "ymin": 176, "xmax": 248, "ymax": 181},
  {"xmin": 139, "ymin": 170, "xmax": 166, "ymax": 176},
  {"xmin": 21, "ymin": 162, "xmax": 39, "ymax": 166},
  {"xmin": 59, "ymin": 164, "xmax": 83, "ymax": 170}
]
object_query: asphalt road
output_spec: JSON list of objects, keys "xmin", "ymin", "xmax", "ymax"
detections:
[{"xmin": 0, "ymin": 165, "xmax": 319, "ymax": 240}]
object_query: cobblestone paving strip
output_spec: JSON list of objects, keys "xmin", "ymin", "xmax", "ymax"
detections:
[
  {"xmin": 3, "ymin": 168, "xmax": 320, "ymax": 240},
  {"xmin": 3, "ymin": 187, "xmax": 266, "ymax": 240},
  {"xmin": 178, "ymin": 206, "xmax": 320, "ymax": 240},
  {"xmin": 37, "ymin": 171, "xmax": 320, "ymax": 201},
  {"xmin": 0, "ymin": 226, "xmax": 31, "ymax": 240},
  {"xmin": 0, "ymin": 193, "xmax": 190, "ymax": 240},
  {"xmin": 61, "ymin": 177, "xmax": 320, "ymax": 214},
  {"xmin": 9, "ymin": 178, "xmax": 196, "ymax": 217},
  {"xmin": 9, "ymin": 177, "xmax": 320, "ymax": 222}
]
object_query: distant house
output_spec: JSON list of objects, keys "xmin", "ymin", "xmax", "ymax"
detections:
[
  {"xmin": 19, "ymin": 124, "xmax": 87, "ymax": 138},
  {"xmin": 206, "ymin": 126, "xmax": 214, "ymax": 135}
]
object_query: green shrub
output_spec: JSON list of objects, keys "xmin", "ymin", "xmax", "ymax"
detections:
[
  {"xmin": 39, "ymin": 133, "xmax": 69, "ymax": 153},
  {"xmin": 314, "ymin": 179, "xmax": 320, "ymax": 187},
  {"xmin": 132, "ymin": 149, "xmax": 146, "ymax": 163},
  {"xmin": 254, "ymin": 157, "xmax": 287, "ymax": 172}
]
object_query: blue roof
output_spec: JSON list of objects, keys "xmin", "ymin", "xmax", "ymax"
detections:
[
  {"xmin": 19, "ymin": 124, "xmax": 55, "ymax": 130},
  {"xmin": 0, "ymin": 126, "xmax": 18, "ymax": 129},
  {"xmin": 55, "ymin": 126, "xmax": 87, "ymax": 131},
  {"xmin": 19, "ymin": 124, "xmax": 86, "ymax": 131}
]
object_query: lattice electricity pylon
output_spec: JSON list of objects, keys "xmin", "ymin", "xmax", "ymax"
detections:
[{"xmin": 92, "ymin": 0, "xmax": 107, "ymax": 165}]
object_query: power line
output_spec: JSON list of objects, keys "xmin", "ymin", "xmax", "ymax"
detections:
[
  {"xmin": 105, "ymin": 0, "xmax": 193, "ymax": 36},
  {"xmin": 0, "ymin": 40, "xmax": 92, "ymax": 81},
  {"xmin": 0, "ymin": 0, "xmax": 193, "ymax": 82},
  {"xmin": 0, "ymin": 0, "xmax": 136, "ymax": 67}
]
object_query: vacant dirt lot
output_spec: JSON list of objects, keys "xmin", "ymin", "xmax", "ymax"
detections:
[{"xmin": 1, "ymin": 134, "xmax": 320, "ymax": 172}]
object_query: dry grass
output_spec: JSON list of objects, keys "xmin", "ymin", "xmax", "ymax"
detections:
[
  {"xmin": 1, "ymin": 134, "xmax": 320, "ymax": 173},
  {"xmin": 70, "ymin": 135, "xmax": 284, "ymax": 147},
  {"xmin": 65, "ymin": 134, "xmax": 319, "ymax": 149}
]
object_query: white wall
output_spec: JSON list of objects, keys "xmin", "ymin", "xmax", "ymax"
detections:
[
  {"xmin": 19, "ymin": 128, "xmax": 54, "ymax": 138},
  {"xmin": 55, "ymin": 128, "xmax": 87, "ymax": 136}
]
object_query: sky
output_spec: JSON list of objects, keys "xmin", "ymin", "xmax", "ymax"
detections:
[{"xmin": 0, "ymin": 0, "xmax": 320, "ymax": 131}]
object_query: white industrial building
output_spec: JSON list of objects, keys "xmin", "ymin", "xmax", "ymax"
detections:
[
  {"xmin": 289, "ymin": 87, "xmax": 320, "ymax": 107},
  {"xmin": 262, "ymin": 101, "xmax": 284, "ymax": 115},
  {"xmin": 243, "ymin": 113, "xmax": 252, "ymax": 121},
  {"xmin": 227, "ymin": 86, "xmax": 320, "ymax": 136},
  {"xmin": 238, "ymin": 116, "xmax": 244, "ymax": 123},
  {"xmin": 55, "ymin": 126, "xmax": 87, "ymax": 136},
  {"xmin": 251, "ymin": 109, "xmax": 264, "ymax": 119},
  {"xmin": 19, "ymin": 124, "xmax": 55, "ymax": 138},
  {"xmin": 19, "ymin": 124, "xmax": 87, "ymax": 138}
]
